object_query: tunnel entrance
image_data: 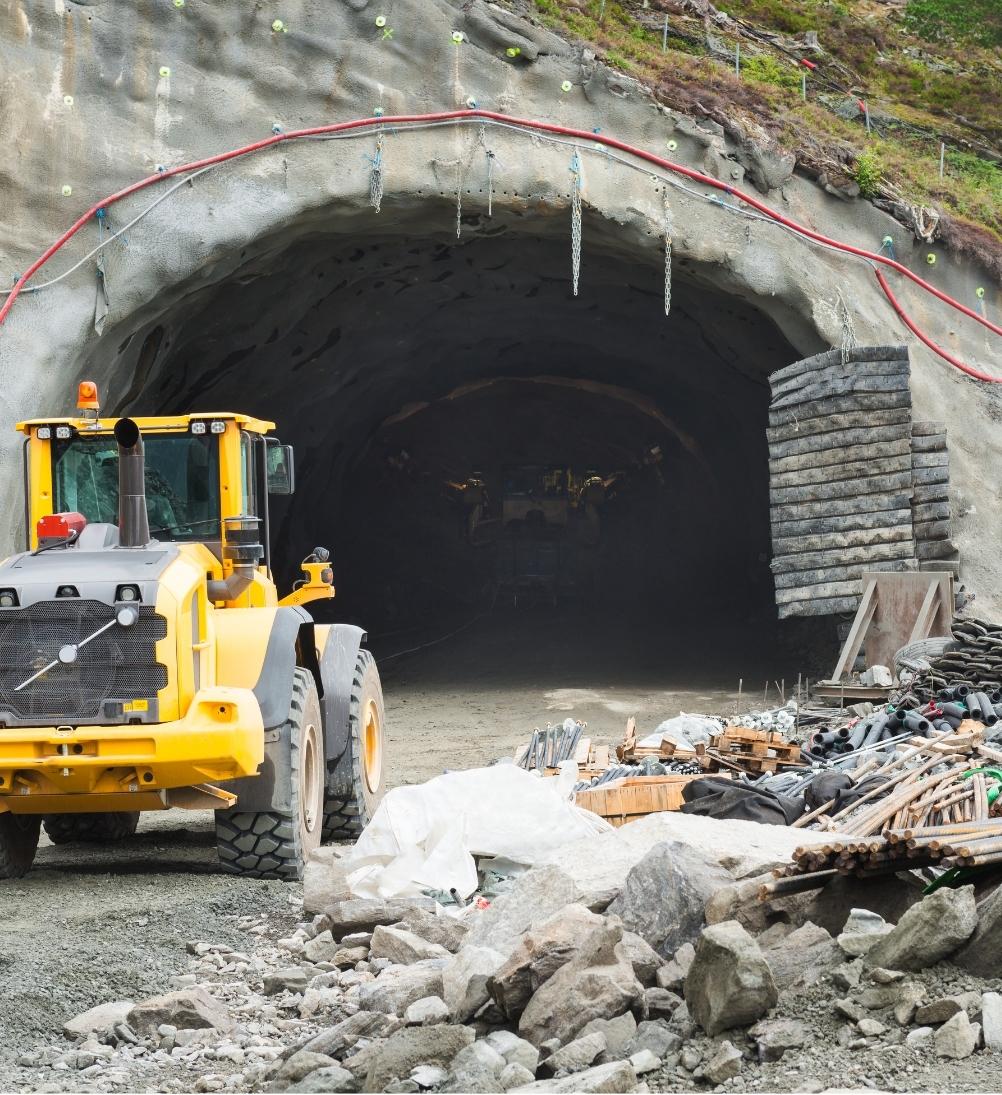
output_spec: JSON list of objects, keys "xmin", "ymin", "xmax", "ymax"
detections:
[{"xmin": 117, "ymin": 206, "xmax": 828, "ymax": 771}]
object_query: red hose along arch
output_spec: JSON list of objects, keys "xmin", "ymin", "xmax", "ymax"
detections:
[{"xmin": 0, "ymin": 109, "xmax": 998, "ymax": 380}]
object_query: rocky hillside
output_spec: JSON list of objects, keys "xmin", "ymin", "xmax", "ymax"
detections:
[{"xmin": 510, "ymin": 0, "xmax": 1002, "ymax": 277}]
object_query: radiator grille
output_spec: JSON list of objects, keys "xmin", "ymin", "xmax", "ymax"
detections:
[{"xmin": 0, "ymin": 600, "xmax": 167, "ymax": 721}]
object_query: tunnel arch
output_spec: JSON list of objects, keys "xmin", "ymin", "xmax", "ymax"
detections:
[{"xmin": 75, "ymin": 200, "xmax": 806, "ymax": 651}]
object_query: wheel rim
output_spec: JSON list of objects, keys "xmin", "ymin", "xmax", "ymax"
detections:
[
  {"xmin": 302, "ymin": 721, "xmax": 321, "ymax": 834},
  {"xmin": 362, "ymin": 699, "xmax": 382, "ymax": 794}
]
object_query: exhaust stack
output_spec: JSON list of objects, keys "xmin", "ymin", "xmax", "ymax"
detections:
[{"xmin": 114, "ymin": 418, "xmax": 151, "ymax": 548}]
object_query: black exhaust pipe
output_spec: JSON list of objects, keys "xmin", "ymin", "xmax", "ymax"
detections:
[{"xmin": 114, "ymin": 418, "xmax": 151, "ymax": 548}]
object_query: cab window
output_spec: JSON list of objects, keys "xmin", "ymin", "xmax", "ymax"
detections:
[{"xmin": 52, "ymin": 432, "xmax": 221, "ymax": 542}]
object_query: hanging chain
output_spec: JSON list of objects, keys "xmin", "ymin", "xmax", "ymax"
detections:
[
  {"xmin": 662, "ymin": 188, "xmax": 673, "ymax": 318},
  {"xmin": 479, "ymin": 124, "xmax": 495, "ymax": 217},
  {"xmin": 368, "ymin": 131, "xmax": 384, "ymax": 213},
  {"xmin": 570, "ymin": 151, "xmax": 582, "ymax": 297},
  {"xmin": 455, "ymin": 156, "xmax": 463, "ymax": 239}
]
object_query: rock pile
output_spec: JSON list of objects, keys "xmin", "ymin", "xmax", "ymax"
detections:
[{"xmin": 15, "ymin": 814, "xmax": 1002, "ymax": 1093}]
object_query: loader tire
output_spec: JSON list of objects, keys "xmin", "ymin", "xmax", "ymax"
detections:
[
  {"xmin": 215, "ymin": 667, "xmax": 324, "ymax": 881},
  {"xmin": 322, "ymin": 649, "xmax": 385, "ymax": 841},
  {"xmin": 42, "ymin": 811, "xmax": 140, "ymax": 845},
  {"xmin": 0, "ymin": 814, "xmax": 40, "ymax": 879}
]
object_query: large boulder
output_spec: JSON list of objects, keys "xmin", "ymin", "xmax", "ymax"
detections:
[
  {"xmin": 395, "ymin": 907, "xmax": 470, "ymax": 953},
  {"xmin": 369, "ymin": 924, "xmax": 451, "ymax": 964},
  {"xmin": 326, "ymin": 896, "xmax": 437, "ymax": 938},
  {"xmin": 518, "ymin": 922, "xmax": 644, "ymax": 1047},
  {"xmin": 488, "ymin": 904, "xmax": 605, "ymax": 1018},
  {"xmin": 684, "ymin": 921, "xmax": 777, "ymax": 1035},
  {"xmin": 865, "ymin": 887, "xmax": 977, "ymax": 972},
  {"xmin": 299, "ymin": 1012, "xmax": 396, "ymax": 1059},
  {"xmin": 607, "ymin": 841, "xmax": 732, "ymax": 957},
  {"xmin": 358, "ymin": 959, "xmax": 446, "ymax": 1015},
  {"xmin": 127, "ymin": 988, "xmax": 233, "ymax": 1036},
  {"xmin": 303, "ymin": 846, "xmax": 352, "ymax": 915},
  {"xmin": 443, "ymin": 945, "xmax": 506, "ymax": 1022},
  {"xmin": 509, "ymin": 1060, "xmax": 638, "ymax": 1093},
  {"xmin": 63, "ymin": 1001, "xmax": 134, "ymax": 1039},
  {"xmin": 955, "ymin": 886, "xmax": 1002, "ymax": 975},
  {"xmin": 464, "ymin": 866, "xmax": 580, "ymax": 952},
  {"xmin": 535, "ymin": 811, "xmax": 828, "ymax": 909},
  {"xmin": 344, "ymin": 1024, "xmax": 475, "ymax": 1092},
  {"xmin": 761, "ymin": 921, "xmax": 838, "ymax": 989}
]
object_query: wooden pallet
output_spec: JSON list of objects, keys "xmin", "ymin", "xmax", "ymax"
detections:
[
  {"xmin": 575, "ymin": 774, "xmax": 702, "ymax": 827},
  {"xmin": 616, "ymin": 716, "xmax": 696, "ymax": 763},
  {"xmin": 697, "ymin": 726, "xmax": 804, "ymax": 775}
]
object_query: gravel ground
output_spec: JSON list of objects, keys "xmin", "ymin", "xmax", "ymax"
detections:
[{"xmin": 0, "ymin": 814, "xmax": 301, "ymax": 1080}]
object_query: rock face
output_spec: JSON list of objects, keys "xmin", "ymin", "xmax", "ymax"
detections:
[
  {"xmin": 126, "ymin": 988, "xmax": 233, "ymax": 1036},
  {"xmin": 607, "ymin": 841, "xmax": 732, "ymax": 957},
  {"xmin": 465, "ymin": 866, "xmax": 581, "ymax": 951},
  {"xmin": 489, "ymin": 904, "xmax": 606, "ymax": 1018},
  {"xmin": 518, "ymin": 923, "xmax": 644, "ymax": 1047},
  {"xmin": 684, "ymin": 921, "xmax": 778, "ymax": 1035},
  {"xmin": 864, "ymin": 887, "xmax": 978, "ymax": 972}
]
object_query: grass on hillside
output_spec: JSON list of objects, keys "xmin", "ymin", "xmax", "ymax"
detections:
[{"xmin": 522, "ymin": 0, "xmax": 1002, "ymax": 276}]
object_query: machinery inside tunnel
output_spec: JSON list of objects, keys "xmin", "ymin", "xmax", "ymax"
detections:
[{"xmin": 111, "ymin": 204, "xmax": 813, "ymax": 670}]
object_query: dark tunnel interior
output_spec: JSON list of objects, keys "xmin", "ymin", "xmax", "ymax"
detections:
[{"xmin": 116, "ymin": 208, "xmax": 816, "ymax": 670}]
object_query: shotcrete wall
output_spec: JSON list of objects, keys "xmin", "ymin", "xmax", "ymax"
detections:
[{"xmin": 1, "ymin": 0, "xmax": 1000, "ymax": 611}]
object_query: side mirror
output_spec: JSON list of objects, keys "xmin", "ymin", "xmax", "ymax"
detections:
[{"xmin": 267, "ymin": 440, "xmax": 295, "ymax": 495}]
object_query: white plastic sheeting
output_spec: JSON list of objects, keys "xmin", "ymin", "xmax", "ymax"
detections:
[{"xmin": 344, "ymin": 762, "xmax": 612, "ymax": 901}]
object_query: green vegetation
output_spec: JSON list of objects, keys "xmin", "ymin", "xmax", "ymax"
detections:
[
  {"xmin": 742, "ymin": 53, "xmax": 801, "ymax": 92},
  {"xmin": 527, "ymin": 0, "xmax": 1002, "ymax": 270},
  {"xmin": 905, "ymin": 0, "xmax": 1002, "ymax": 46},
  {"xmin": 854, "ymin": 149, "xmax": 882, "ymax": 199}
]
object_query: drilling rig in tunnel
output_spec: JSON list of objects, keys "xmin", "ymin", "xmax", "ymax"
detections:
[{"xmin": 0, "ymin": 383, "xmax": 385, "ymax": 879}]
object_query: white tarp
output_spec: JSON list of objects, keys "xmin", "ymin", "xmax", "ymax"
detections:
[{"xmin": 344, "ymin": 763, "xmax": 612, "ymax": 901}]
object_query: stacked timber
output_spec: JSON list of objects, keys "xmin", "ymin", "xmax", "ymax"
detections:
[
  {"xmin": 767, "ymin": 345, "xmax": 953, "ymax": 619},
  {"xmin": 910, "ymin": 421, "xmax": 958, "ymax": 567}
]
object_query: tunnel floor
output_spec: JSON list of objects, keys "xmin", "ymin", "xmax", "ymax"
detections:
[{"xmin": 374, "ymin": 605, "xmax": 834, "ymax": 785}]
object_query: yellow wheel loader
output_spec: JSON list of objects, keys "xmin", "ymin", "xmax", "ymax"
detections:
[{"xmin": 0, "ymin": 384, "xmax": 386, "ymax": 880}]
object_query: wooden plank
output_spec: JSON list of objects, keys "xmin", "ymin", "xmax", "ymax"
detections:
[
  {"xmin": 776, "ymin": 579, "xmax": 867, "ymax": 605},
  {"xmin": 766, "ymin": 407, "xmax": 912, "ymax": 443},
  {"xmin": 778, "ymin": 595, "xmax": 860, "ymax": 618},
  {"xmin": 770, "ymin": 454, "xmax": 912, "ymax": 489},
  {"xmin": 769, "ymin": 439, "xmax": 912, "ymax": 475},
  {"xmin": 593, "ymin": 744, "xmax": 609, "ymax": 769},
  {"xmin": 914, "ymin": 518, "xmax": 951, "ymax": 541},
  {"xmin": 912, "ymin": 466, "xmax": 950, "ymax": 486},
  {"xmin": 770, "ymin": 345, "xmax": 907, "ymax": 384},
  {"xmin": 911, "ymin": 433, "xmax": 948, "ymax": 453},
  {"xmin": 911, "ymin": 421, "xmax": 947, "ymax": 437},
  {"xmin": 916, "ymin": 539, "xmax": 958, "ymax": 560},
  {"xmin": 770, "ymin": 540, "xmax": 916, "ymax": 574},
  {"xmin": 860, "ymin": 571, "xmax": 953, "ymax": 671},
  {"xmin": 772, "ymin": 527, "xmax": 914, "ymax": 557},
  {"xmin": 773, "ymin": 557, "xmax": 915, "ymax": 590},
  {"xmin": 771, "ymin": 375, "xmax": 911, "ymax": 409},
  {"xmin": 912, "ymin": 483, "xmax": 950, "ymax": 505},
  {"xmin": 912, "ymin": 501, "xmax": 951, "ymax": 523},
  {"xmin": 912, "ymin": 452, "xmax": 950, "ymax": 469},
  {"xmin": 770, "ymin": 493, "xmax": 913, "ymax": 523},
  {"xmin": 769, "ymin": 473, "xmax": 913, "ymax": 505},
  {"xmin": 769, "ymin": 390, "xmax": 911, "ymax": 427},
  {"xmin": 771, "ymin": 509, "xmax": 913, "ymax": 538},
  {"xmin": 833, "ymin": 576, "xmax": 878, "ymax": 680},
  {"xmin": 908, "ymin": 581, "xmax": 942, "ymax": 644},
  {"xmin": 768, "ymin": 423, "xmax": 911, "ymax": 460},
  {"xmin": 770, "ymin": 360, "xmax": 909, "ymax": 400}
]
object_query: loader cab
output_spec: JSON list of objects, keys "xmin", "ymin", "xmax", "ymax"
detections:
[{"xmin": 17, "ymin": 390, "xmax": 297, "ymax": 596}]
